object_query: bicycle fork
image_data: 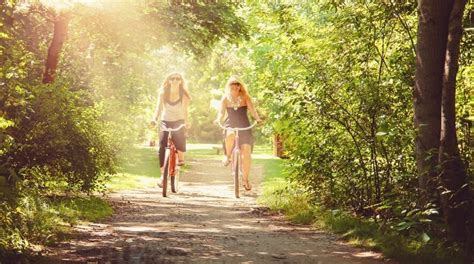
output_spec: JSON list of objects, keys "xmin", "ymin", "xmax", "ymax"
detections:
[
  {"xmin": 168, "ymin": 136, "xmax": 177, "ymax": 177},
  {"xmin": 232, "ymin": 131, "xmax": 242, "ymax": 176}
]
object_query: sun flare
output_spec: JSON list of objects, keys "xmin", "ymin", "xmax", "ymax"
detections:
[{"xmin": 40, "ymin": 0, "xmax": 101, "ymax": 11}]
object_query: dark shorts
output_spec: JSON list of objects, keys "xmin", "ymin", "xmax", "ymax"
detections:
[{"xmin": 158, "ymin": 120, "xmax": 186, "ymax": 167}]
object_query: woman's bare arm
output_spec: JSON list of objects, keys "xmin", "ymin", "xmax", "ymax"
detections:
[
  {"xmin": 153, "ymin": 93, "xmax": 164, "ymax": 121},
  {"xmin": 216, "ymin": 97, "xmax": 227, "ymax": 123},
  {"xmin": 246, "ymin": 96, "xmax": 261, "ymax": 121},
  {"xmin": 183, "ymin": 95, "xmax": 190, "ymax": 127}
]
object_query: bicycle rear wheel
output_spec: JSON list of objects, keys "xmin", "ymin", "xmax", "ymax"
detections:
[
  {"xmin": 233, "ymin": 150, "xmax": 240, "ymax": 198},
  {"xmin": 162, "ymin": 149, "xmax": 170, "ymax": 197}
]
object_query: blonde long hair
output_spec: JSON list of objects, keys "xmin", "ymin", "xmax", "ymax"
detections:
[
  {"xmin": 159, "ymin": 72, "xmax": 191, "ymax": 101},
  {"xmin": 224, "ymin": 76, "xmax": 250, "ymax": 101}
]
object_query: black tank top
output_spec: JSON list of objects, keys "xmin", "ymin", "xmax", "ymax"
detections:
[{"xmin": 225, "ymin": 106, "xmax": 251, "ymax": 128}]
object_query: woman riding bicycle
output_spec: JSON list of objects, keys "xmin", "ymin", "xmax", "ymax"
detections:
[
  {"xmin": 152, "ymin": 72, "xmax": 190, "ymax": 185},
  {"xmin": 215, "ymin": 76, "xmax": 261, "ymax": 191}
]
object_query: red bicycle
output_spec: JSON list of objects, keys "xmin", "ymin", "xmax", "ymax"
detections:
[
  {"xmin": 217, "ymin": 121, "xmax": 257, "ymax": 198},
  {"xmin": 160, "ymin": 123, "xmax": 186, "ymax": 197}
]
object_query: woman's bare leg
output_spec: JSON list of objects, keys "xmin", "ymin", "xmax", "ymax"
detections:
[
  {"xmin": 224, "ymin": 132, "xmax": 235, "ymax": 162},
  {"xmin": 178, "ymin": 151, "xmax": 185, "ymax": 162},
  {"xmin": 241, "ymin": 144, "xmax": 252, "ymax": 190}
]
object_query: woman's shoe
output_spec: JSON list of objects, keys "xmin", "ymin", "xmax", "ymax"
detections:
[
  {"xmin": 177, "ymin": 160, "xmax": 185, "ymax": 166},
  {"xmin": 243, "ymin": 181, "xmax": 252, "ymax": 191},
  {"xmin": 222, "ymin": 156, "xmax": 231, "ymax": 167},
  {"xmin": 157, "ymin": 177, "xmax": 163, "ymax": 188}
]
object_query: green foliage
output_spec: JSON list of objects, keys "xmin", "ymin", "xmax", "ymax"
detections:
[
  {"xmin": 4, "ymin": 81, "xmax": 117, "ymax": 192},
  {"xmin": 144, "ymin": 1, "xmax": 249, "ymax": 56},
  {"xmin": 1, "ymin": 0, "xmax": 472, "ymax": 259},
  {"xmin": 241, "ymin": 0, "xmax": 470, "ymax": 232},
  {"xmin": 250, "ymin": 0, "xmax": 472, "ymax": 248},
  {"xmin": 258, "ymin": 165, "xmax": 471, "ymax": 263},
  {"xmin": 318, "ymin": 208, "xmax": 469, "ymax": 264},
  {"xmin": 1, "ymin": 0, "xmax": 251, "ymax": 255},
  {"xmin": 458, "ymin": 2, "xmax": 474, "ymax": 179},
  {"xmin": 0, "ymin": 192, "xmax": 112, "ymax": 257},
  {"xmin": 254, "ymin": 152, "xmax": 316, "ymax": 224}
]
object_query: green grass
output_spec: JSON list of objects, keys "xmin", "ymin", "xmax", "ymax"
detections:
[
  {"xmin": 107, "ymin": 145, "xmax": 162, "ymax": 191},
  {"xmin": 314, "ymin": 210, "xmax": 471, "ymax": 263},
  {"xmin": 0, "ymin": 194, "xmax": 113, "ymax": 256},
  {"xmin": 0, "ymin": 146, "xmax": 165, "ymax": 256},
  {"xmin": 107, "ymin": 143, "xmax": 225, "ymax": 191},
  {"xmin": 253, "ymin": 145, "xmax": 286, "ymax": 191},
  {"xmin": 255, "ymin": 151, "xmax": 472, "ymax": 264},
  {"xmin": 253, "ymin": 148, "xmax": 317, "ymax": 225},
  {"xmin": 107, "ymin": 143, "xmax": 278, "ymax": 193},
  {"xmin": 186, "ymin": 144, "xmax": 223, "ymax": 160},
  {"xmin": 52, "ymin": 196, "xmax": 113, "ymax": 223}
]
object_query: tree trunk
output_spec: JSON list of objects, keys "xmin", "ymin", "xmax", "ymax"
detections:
[
  {"xmin": 42, "ymin": 13, "xmax": 69, "ymax": 84},
  {"xmin": 438, "ymin": 0, "xmax": 473, "ymax": 249},
  {"xmin": 414, "ymin": 0, "xmax": 452, "ymax": 202},
  {"xmin": 273, "ymin": 134, "xmax": 286, "ymax": 158}
]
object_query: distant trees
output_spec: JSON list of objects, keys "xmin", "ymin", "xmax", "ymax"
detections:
[{"xmin": 0, "ymin": 0, "xmax": 248, "ymax": 254}]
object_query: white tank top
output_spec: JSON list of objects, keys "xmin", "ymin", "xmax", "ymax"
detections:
[{"xmin": 161, "ymin": 92, "xmax": 185, "ymax": 122}]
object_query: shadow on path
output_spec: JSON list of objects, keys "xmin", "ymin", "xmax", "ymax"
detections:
[{"xmin": 34, "ymin": 145, "xmax": 393, "ymax": 264}]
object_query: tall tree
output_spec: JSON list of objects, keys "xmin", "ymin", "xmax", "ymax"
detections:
[
  {"xmin": 415, "ymin": 0, "xmax": 472, "ymax": 249},
  {"xmin": 414, "ymin": 0, "xmax": 450, "ymax": 200},
  {"xmin": 42, "ymin": 12, "xmax": 69, "ymax": 84},
  {"xmin": 438, "ymin": 0, "xmax": 473, "ymax": 248}
]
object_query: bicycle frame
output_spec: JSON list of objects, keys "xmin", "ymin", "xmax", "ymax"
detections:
[
  {"xmin": 167, "ymin": 132, "xmax": 178, "ymax": 177},
  {"xmin": 161, "ymin": 123, "xmax": 186, "ymax": 175},
  {"xmin": 217, "ymin": 121, "xmax": 257, "ymax": 198},
  {"xmin": 160, "ymin": 123, "xmax": 186, "ymax": 196},
  {"xmin": 232, "ymin": 129, "xmax": 241, "ymax": 176}
]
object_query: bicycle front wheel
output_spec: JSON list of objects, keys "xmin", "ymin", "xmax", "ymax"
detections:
[
  {"xmin": 162, "ymin": 149, "xmax": 170, "ymax": 197},
  {"xmin": 233, "ymin": 150, "xmax": 240, "ymax": 198},
  {"xmin": 171, "ymin": 155, "xmax": 180, "ymax": 193}
]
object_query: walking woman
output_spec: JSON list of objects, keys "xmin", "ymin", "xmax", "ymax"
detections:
[
  {"xmin": 215, "ymin": 76, "xmax": 261, "ymax": 191},
  {"xmin": 152, "ymin": 72, "xmax": 190, "ymax": 186}
]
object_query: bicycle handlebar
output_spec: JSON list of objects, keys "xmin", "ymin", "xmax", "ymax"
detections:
[
  {"xmin": 160, "ymin": 123, "xmax": 186, "ymax": 132},
  {"xmin": 217, "ymin": 121, "xmax": 258, "ymax": 131}
]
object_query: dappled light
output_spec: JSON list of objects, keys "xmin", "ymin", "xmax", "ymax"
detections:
[
  {"xmin": 1, "ymin": 0, "xmax": 473, "ymax": 262},
  {"xmin": 26, "ymin": 144, "xmax": 388, "ymax": 263},
  {"xmin": 40, "ymin": 0, "xmax": 102, "ymax": 10}
]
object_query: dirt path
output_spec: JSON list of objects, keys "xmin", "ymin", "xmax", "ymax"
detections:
[{"xmin": 38, "ymin": 146, "xmax": 393, "ymax": 263}]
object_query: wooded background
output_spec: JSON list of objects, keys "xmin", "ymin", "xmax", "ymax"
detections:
[{"xmin": 1, "ymin": 0, "xmax": 473, "ymax": 259}]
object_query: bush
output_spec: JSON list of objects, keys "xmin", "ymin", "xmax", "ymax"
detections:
[{"xmin": 3, "ymin": 81, "xmax": 117, "ymax": 192}]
